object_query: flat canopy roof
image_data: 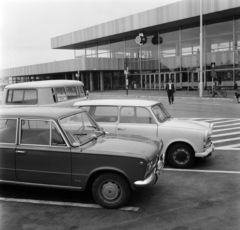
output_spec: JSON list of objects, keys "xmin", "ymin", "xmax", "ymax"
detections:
[{"xmin": 51, "ymin": 0, "xmax": 240, "ymax": 50}]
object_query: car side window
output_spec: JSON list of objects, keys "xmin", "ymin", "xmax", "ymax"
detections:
[
  {"xmin": 120, "ymin": 107, "xmax": 135, "ymax": 123},
  {"xmin": 94, "ymin": 106, "xmax": 118, "ymax": 122},
  {"xmin": 0, "ymin": 119, "xmax": 17, "ymax": 143},
  {"xmin": 136, "ymin": 107, "xmax": 155, "ymax": 124},
  {"xmin": 21, "ymin": 120, "xmax": 50, "ymax": 145},
  {"xmin": 6, "ymin": 89, "xmax": 37, "ymax": 105}
]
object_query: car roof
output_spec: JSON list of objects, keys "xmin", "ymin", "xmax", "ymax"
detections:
[
  {"xmin": 5, "ymin": 80, "xmax": 84, "ymax": 89},
  {"xmin": 74, "ymin": 99, "xmax": 161, "ymax": 107},
  {"xmin": 0, "ymin": 107, "xmax": 83, "ymax": 120}
]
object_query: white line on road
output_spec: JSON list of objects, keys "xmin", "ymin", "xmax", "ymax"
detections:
[
  {"xmin": 214, "ymin": 123, "xmax": 240, "ymax": 128},
  {"xmin": 164, "ymin": 168, "xmax": 240, "ymax": 174},
  {"xmin": 211, "ymin": 119, "xmax": 240, "ymax": 125},
  {"xmin": 213, "ymin": 127, "xmax": 240, "ymax": 133},
  {"xmin": 212, "ymin": 137, "xmax": 240, "ymax": 143},
  {"xmin": 0, "ymin": 198, "xmax": 139, "ymax": 211},
  {"xmin": 212, "ymin": 131, "xmax": 240, "ymax": 138}
]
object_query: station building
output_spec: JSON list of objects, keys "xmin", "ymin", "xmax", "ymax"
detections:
[{"xmin": 1, "ymin": 0, "xmax": 240, "ymax": 92}]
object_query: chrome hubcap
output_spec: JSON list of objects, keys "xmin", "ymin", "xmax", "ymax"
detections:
[
  {"xmin": 101, "ymin": 182, "xmax": 119, "ymax": 200},
  {"xmin": 173, "ymin": 148, "xmax": 190, "ymax": 165}
]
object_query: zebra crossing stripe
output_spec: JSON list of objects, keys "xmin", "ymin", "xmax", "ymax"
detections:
[
  {"xmin": 213, "ymin": 137, "xmax": 240, "ymax": 143},
  {"xmin": 212, "ymin": 131, "xmax": 240, "ymax": 138},
  {"xmin": 213, "ymin": 127, "xmax": 240, "ymax": 133},
  {"xmin": 214, "ymin": 123, "xmax": 240, "ymax": 128}
]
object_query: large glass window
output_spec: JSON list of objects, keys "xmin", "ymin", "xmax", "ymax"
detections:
[
  {"xmin": 206, "ymin": 20, "xmax": 233, "ymax": 36},
  {"xmin": 160, "ymin": 43, "xmax": 179, "ymax": 57},
  {"xmin": 235, "ymin": 18, "xmax": 240, "ymax": 32},
  {"xmin": 235, "ymin": 33, "xmax": 240, "ymax": 67},
  {"xmin": 160, "ymin": 31, "xmax": 179, "ymax": 43},
  {"xmin": 75, "ymin": 48, "xmax": 85, "ymax": 57},
  {"xmin": 181, "ymin": 27, "xmax": 200, "ymax": 40},
  {"xmin": 206, "ymin": 34, "xmax": 233, "ymax": 53},
  {"xmin": 110, "ymin": 40, "xmax": 124, "ymax": 58},
  {"xmin": 206, "ymin": 52, "xmax": 233, "ymax": 69},
  {"xmin": 181, "ymin": 39, "xmax": 200, "ymax": 55},
  {"xmin": 126, "ymin": 38, "xmax": 140, "ymax": 59},
  {"xmin": 98, "ymin": 43, "xmax": 110, "ymax": 58},
  {"xmin": 86, "ymin": 45, "xmax": 97, "ymax": 57}
]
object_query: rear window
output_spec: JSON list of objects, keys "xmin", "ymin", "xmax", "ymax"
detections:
[
  {"xmin": 54, "ymin": 85, "xmax": 85, "ymax": 102},
  {"xmin": 6, "ymin": 89, "xmax": 37, "ymax": 105}
]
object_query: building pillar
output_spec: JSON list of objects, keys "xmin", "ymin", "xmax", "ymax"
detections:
[
  {"xmin": 90, "ymin": 72, "xmax": 94, "ymax": 92},
  {"xmin": 65, "ymin": 74, "xmax": 67, "ymax": 79},
  {"xmin": 72, "ymin": 73, "xmax": 75, "ymax": 80},
  {"xmin": 80, "ymin": 72, "xmax": 84, "ymax": 84},
  {"xmin": 100, "ymin": 72, "xmax": 104, "ymax": 91}
]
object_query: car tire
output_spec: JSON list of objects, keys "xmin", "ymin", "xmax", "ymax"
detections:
[
  {"xmin": 167, "ymin": 143, "xmax": 195, "ymax": 168},
  {"xmin": 92, "ymin": 173, "xmax": 130, "ymax": 209},
  {"xmin": 237, "ymin": 95, "xmax": 240, "ymax": 103}
]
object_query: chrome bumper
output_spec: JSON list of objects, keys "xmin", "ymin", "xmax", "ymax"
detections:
[
  {"xmin": 134, "ymin": 158, "xmax": 164, "ymax": 187},
  {"xmin": 195, "ymin": 143, "xmax": 214, "ymax": 158}
]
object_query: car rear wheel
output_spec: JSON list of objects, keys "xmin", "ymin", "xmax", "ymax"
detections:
[
  {"xmin": 237, "ymin": 95, "xmax": 240, "ymax": 103},
  {"xmin": 92, "ymin": 173, "xmax": 130, "ymax": 209},
  {"xmin": 167, "ymin": 143, "xmax": 195, "ymax": 168}
]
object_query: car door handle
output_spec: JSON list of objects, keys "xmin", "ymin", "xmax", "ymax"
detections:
[
  {"xmin": 16, "ymin": 150, "xmax": 26, "ymax": 154},
  {"xmin": 118, "ymin": 128, "xmax": 126, "ymax": 130}
]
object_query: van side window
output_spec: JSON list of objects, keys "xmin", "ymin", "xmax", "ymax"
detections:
[
  {"xmin": 66, "ymin": 86, "xmax": 78, "ymax": 99},
  {"xmin": 79, "ymin": 86, "xmax": 86, "ymax": 97},
  {"xmin": 0, "ymin": 119, "xmax": 17, "ymax": 143},
  {"xmin": 55, "ymin": 87, "xmax": 67, "ymax": 102},
  {"xmin": 6, "ymin": 89, "xmax": 37, "ymax": 105}
]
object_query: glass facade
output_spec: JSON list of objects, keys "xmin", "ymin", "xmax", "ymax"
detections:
[{"xmin": 12, "ymin": 17, "xmax": 240, "ymax": 91}]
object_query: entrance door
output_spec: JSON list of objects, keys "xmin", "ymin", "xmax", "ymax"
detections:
[{"xmin": 192, "ymin": 72, "xmax": 199, "ymax": 89}]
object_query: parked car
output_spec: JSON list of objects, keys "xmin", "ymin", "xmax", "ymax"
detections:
[
  {"xmin": 235, "ymin": 91, "xmax": 240, "ymax": 103},
  {"xmin": 0, "ymin": 107, "xmax": 164, "ymax": 209},
  {"xmin": 1, "ymin": 80, "xmax": 88, "ymax": 107},
  {"xmin": 74, "ymin": 99, "xmax": 215, "ymax": 169}
]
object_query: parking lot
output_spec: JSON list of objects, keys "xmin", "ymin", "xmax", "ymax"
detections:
[{"xmin": 0, "ymin": 90, "xmax": 240, "ymax": 230}]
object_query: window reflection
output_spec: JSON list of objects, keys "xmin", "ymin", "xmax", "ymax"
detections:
[
  {"xmin": 206, "ymin": 20, "xmax": 233, "ymax": 36},
  {"xmin": 181, "ymin": 39, "xmax": 200, "ymax": 55},
  {"xmin": 181, "ymin": 27, "xmax": 200, "ymax": 40},
  {"xmin": 206, "ymin": 34, "xmax": 233, "ymax": 53},
  {"xmin": 110, "ymin": 40, "xmax": 124, "ymax": 58}
]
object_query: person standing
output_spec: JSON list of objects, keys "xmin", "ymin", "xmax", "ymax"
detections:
[{"xmin": 166, "ymin": 79, "xmax": 175, "ymax": 104}]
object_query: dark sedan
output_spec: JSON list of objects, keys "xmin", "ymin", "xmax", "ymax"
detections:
[{"xmin": 0, "ymin": 107, "xmax": 164, "ymax": 209}]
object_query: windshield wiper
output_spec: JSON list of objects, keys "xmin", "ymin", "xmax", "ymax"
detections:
[{"xmin": 73, "ymin": 133, "xmax": 88, "ymax": 136}]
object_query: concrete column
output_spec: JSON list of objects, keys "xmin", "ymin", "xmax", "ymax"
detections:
[
  {"xmin": 72, "ymin": 73, "xmax": 75, "ymax": 80},
  {"xmin": 90, "ymin": 72, "xmax": 94, "ymax": 92},
  {"xmin": 100, "ymin": 72, "xmax": 104, "ymax": 91},
  {"xmin": 80, "ymin": 72, "xmax": 84, "ymax": 84}
]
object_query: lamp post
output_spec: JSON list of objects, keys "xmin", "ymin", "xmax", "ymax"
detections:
[{"xmin": 199, "ymin": 0, "xmax": 203, "ymax": 97}]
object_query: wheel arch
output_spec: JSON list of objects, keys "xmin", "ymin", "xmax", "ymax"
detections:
[
  {"xmin": 166, "ymin": 141, "xmax": 195, "ymax": 159},
  {"xmin": 85, "ymin": 168, "xmax": 133, "ymax": 191}
]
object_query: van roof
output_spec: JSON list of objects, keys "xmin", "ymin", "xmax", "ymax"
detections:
[{"xmin": 5, "ymin": 80, "xmax": 84, "ymax": 89}]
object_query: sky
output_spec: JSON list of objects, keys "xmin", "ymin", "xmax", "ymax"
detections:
[{"xmin": 0, "ymin": 0, "xmax": 180, "ymax": 70}]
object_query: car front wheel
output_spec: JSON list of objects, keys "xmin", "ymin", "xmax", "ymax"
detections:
[
  {"xmin": 92, "ymin": 173, "xmax": 130, "ymax": 209},
  {"xmin": 167, "ymin": 143, "xmax": 195, "ymax": 168}
]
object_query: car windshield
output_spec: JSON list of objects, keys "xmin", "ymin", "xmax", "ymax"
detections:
[
  {"xmin": 151, "ymin": 103, "xmax": 171, "ymax": 122},
  {"xmin": 59, "ymin": 111, "xmax": 101, "ymax": 146}
]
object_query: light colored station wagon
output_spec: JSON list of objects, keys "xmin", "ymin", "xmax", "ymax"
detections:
[
  {"xmin": 1, "ymin": 80, "xmax": 88, "ymax": 107},
  {"xmin": 74, "ymin": 99, "xmax": 215, "ymax": 169}
]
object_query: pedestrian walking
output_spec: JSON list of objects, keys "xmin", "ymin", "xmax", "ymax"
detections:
[{"xmin": 166, "ymin": 79, "xmax": 175, "ymax": 104}]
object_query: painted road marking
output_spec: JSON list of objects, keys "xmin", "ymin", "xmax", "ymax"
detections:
[
  {"xmin": 0, "ymin": 197, "xmax": 139, "ymax": 212},
  {"xmin": 212, "ymin": 131, "xmax": 240, "ymax": 138},
  {"xmin": 213, "ymin": 127, "xmax": 240, "ymax": 132},
  {"xmin": 215, "ymin": 123, "xmax": 240, "ymax": 128},
  {"xmin": 164, "ymin": 168, "xmax": 240, "ymax": 174},
  {"xmin": 213, "ymin": 137, "xmax": 240, "ymax": 143}
]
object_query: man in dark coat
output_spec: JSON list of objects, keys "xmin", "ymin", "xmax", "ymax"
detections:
[{"xmin": 166, "ymin": 79, "xmax": 175, "ymax": 105}]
